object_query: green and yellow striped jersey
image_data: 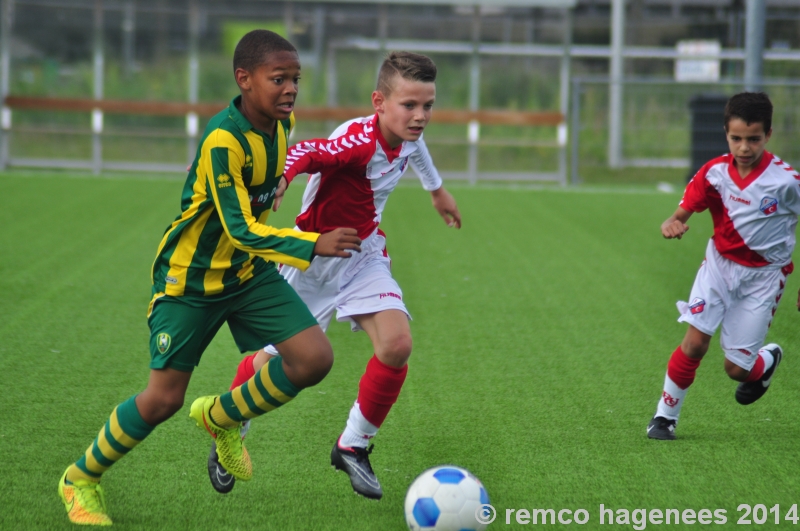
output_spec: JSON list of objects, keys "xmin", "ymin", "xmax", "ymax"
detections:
[{"xmin": 151, "ymin": 96, "xmax": 319, "ymax": 297}]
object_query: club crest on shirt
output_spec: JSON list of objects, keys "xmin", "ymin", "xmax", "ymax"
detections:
[
  {"xmin": 156, "ymin": 333, "xmax": 172, "ymax": 355},
  {"xmin": 760, "ymin": 196, "xmax": 778, "ymax": 215},
  {"xmin": 689, "ymin": 297, "xmax": 705, "ymax": 315}
]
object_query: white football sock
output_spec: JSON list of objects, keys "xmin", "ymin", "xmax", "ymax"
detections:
[
  {"xmin": 339, "ymin": 401, "xmax": 378, "ymax": 449},
  {"xmin": 758, "ymin": 349, "xmax": 775, "ymax": 372},
  {"xmin": 655, "ymin": 374, "xmax": 688, "ymax": 421}
]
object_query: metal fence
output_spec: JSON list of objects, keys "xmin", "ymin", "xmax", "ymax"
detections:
[
  {"xmin": 5, "ymin": 0, "xmax": 800, "ymax": 185},
  {"xmin": 1, "ymin": 0, "xmax": 571, "ymax": 184},
  {"xmin": 570, "ymin": 77, "xmax": 800, "ymax": 185}
]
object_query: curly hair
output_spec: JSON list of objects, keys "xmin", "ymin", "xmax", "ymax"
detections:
[
  {"xmin": 233, "ymin": 29, "xmax": 296, "ymax": 73},
  {"xmin": 724, "ymin": 92, "xmax": 773, "ymax": 133}
]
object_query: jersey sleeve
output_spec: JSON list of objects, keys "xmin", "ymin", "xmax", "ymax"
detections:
[
  {"xmin": 201, "ymin": 129, "xmax": 319, "ymax": 271},
  {"xmin": 778, "ymin": 162, "xmax": 800, "ymax": 216},
  {"xmin": 283, "ymin": 134, "xmax": 369, "ymax": 183},
  {"xmin": 679, "ymin": 164, "xmax": 712, "ymax": 213},
  {"xmin": 409, "ymin": 134, "xmax": 443, "ymax": 192}
]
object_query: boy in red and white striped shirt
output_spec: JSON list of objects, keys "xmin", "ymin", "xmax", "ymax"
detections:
[
  {"xmin": 209, "ymin": 51, "xmax": 461, "ymax": 498},
  {"xmin": 648, "ymin": 92, "xmax": 800, "ymax": 440}
]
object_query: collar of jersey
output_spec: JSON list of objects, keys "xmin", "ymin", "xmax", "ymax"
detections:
[
  {"xmin": 373, "ymin": 114, "xmax": 402, "ymax": 162},
  {"xmin": 229, "ymin": 96, "xmax": 255, "ymax": 133},
  {"xmin": 372, "ymin": 114, "xmax": 420, "ymax": 163},
  {"xmin": 727, "ymin": 151, "xmax": 774, "ymax": 190}
]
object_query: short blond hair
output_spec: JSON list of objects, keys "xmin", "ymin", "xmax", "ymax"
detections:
[{"xmin": 376, "ymin": 51, "xmax": 437, "ymax": 96}]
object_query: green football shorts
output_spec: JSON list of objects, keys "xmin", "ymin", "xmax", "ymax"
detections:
[{"xmin": 146, "ymin": 267, "xmax": 318, "ymax": 372}]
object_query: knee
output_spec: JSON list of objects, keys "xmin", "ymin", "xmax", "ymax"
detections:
[
  {"xmin": 295, "ymin": 342, "xmax": 334, "ymax": 388},
  {"xmin": 138, "ymin": 391, "xmax": 184, "ymax": 425},
  {"xmin": 724, "ymin": 361, "xmax": 749, "ymax": 382},
  {"xmin": 681, "ymin": 337, "xmax": 709, "ymax": 358},
  {"xmin": 164, "ymin": 393, "xmax": 185, "ymax": 415},
  {"xmin": 311, "ymin": 344, "xmax": 335, "ymax": 382},
  {"xmin": 377, "ymin": 333, "xmax": 413, "ymax": 367}
]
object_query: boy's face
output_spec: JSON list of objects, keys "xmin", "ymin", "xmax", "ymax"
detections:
[
  {"xmin": 236, "ymin": 50, "xmax": 300, "ymax": 124},
  {"xmin": 725, "ymin": 118, "xmax": 771, "ymax": 174},
  {"xmin": 372, "ymin": 77, "xmax": 436, "ymax": 147}
]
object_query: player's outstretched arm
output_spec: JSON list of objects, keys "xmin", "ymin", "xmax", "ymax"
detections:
[
  {"xmin": 411, "ymin": 136, "xmax": 457, "ymax": 227},
  {"xmin": 430, "ymin": 187, "xmax": 462, "ymax": 228},
  {"xmin": 202, "ymin": 139, "xmax": 320, "ymax": 271},
  {"xmin": 272, "ymin": 176, "xmax": 288, "ymax": 212},
  {"xmin": 661, "ymin": 207, "xmax": 692, "ymax": 239},
  {"xmin": 283, "ymin": 135, "xmax": 365, "ymax": 185},
  {"xmin": 410, "ymin": 135, "xmax": 443, "ymax": 192},
  {"xmin": 314, "ymin": 228, "xmax": 362, "ymax": 258}
]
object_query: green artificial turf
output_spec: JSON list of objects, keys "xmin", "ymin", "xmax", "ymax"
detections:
[{"xmin": 1, "ymin": 170, "xmax": 799, "ymax": 530}]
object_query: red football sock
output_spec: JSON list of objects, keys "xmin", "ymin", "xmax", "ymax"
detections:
[
  {"xmin": 745, "ymin": 355, "xmax": 765, "ymax": 382},
  {"xmin": 230, "ymin": 354, "xmax": 257, "ymax": 390},
  {"xmin": 667, "ymin": 346, "xmax": 701, "ymax": 390},
  {"xmin": 356, "ymin": 355, "xmax": 408, "ymax": 428}
]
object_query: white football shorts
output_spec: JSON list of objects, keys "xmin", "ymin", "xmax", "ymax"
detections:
[
  {"xmin": 264, "ymin": 228, "xmax": 410, "ymax": 354},
  {"xmin": 677, "ymin": 239, "xmax": 791, "ymax": 370}
]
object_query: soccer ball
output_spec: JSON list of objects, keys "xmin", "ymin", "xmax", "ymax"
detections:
[{"xmin": 404, "ymin": 465, "xmax": 491, "ymax": 531}]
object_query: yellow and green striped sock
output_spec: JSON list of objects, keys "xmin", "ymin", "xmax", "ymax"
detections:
[
  {"xmin": 65, "ymin": 395, "xmax": 155, "ymax": 483},
  {"xmin": 210, "ymin": 355, "xmax": 299, "ymax": 428}
]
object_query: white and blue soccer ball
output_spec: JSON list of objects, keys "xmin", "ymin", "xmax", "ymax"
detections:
[{"xmin": 404, "ymin": 465, "xmax": 491, "ymax": 531}]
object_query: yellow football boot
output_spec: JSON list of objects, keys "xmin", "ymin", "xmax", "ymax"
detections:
[
  {"xmin": 58, "ymin": 469, "xmax": 112, "ymax": 526},
  {"xmin": 189, "ymin": 395, "xmax": 252, "ymax": 481}
]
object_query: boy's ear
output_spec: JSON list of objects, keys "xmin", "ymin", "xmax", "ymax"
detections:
[
  {"xmin": 235, "ymin": 68, "xmax": 251, "ymax": 91},
  {"xmin": 372, "ymin": 90, "xmax": 386, "ymax": 114},
  {"xmin": 765, "ymin": 127, "xmax": 773, "ymax": 142}
]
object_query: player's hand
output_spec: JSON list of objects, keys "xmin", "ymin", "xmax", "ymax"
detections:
[
  {"xmin": 661, "ymin": 218, "xmax": 689, "ymax": 239},
  {"xmin": 431, "ymin": 187, "xmax": 462, "ymax": 228},
  {"xmin": 272, "ymin": 176, "xmax": 288, "ymax": 212},
  {"xmin": 314, "ymin": 228, "xmax": 362, "ymax": 258}
]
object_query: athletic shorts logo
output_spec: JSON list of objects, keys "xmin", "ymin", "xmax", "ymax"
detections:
[
  {"xmin": 379, "ymin": 292, "xmax": 402, "ymax": 300},
  {"xmin": 689, "ymin": 297, "xmax": 706, "ymax": 315},
  {"xmin": 662, "ymin": 391, "xmax": 680, "ymax": 408},
  {"xmin": 156, "ymin": 333, "xmax": 172, "ymax": 354},
  {"xmin": 760, "ymin": 196, "xmax": 778, "ymax": 215},
  {"xmin": 739, "ymin": 348, "xmax": 752, "ymax": 356}
]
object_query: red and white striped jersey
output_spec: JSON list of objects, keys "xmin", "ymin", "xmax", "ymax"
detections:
[
  {"xmin": 680, "ymin": 151, "xmax": 800, "ymax": 267},
  {"xmin": 283, "ymin": 115, "xmax": 442, "ymax": 239}
]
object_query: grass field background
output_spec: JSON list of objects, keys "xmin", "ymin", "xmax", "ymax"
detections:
[{"xmin": 2, "ymin": 170, "xmax": 800, "ymax": 530}]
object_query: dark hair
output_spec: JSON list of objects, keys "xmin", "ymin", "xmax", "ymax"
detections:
[
  {"xmin": 376, "ymin": 51, "xmax": 437, "ymax": 96},
  {"xmin": 233, "ymin": 29, "xmax": 296, "ymax": 73},
  {"xmin": 724, "ymin": 92, "xmax": 773, "ymax": 133}
]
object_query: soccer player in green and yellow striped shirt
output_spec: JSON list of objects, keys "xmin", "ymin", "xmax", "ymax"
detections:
[{"xmin": 57, "ymin": 30, "xmax": 361, "ymax": 527}]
